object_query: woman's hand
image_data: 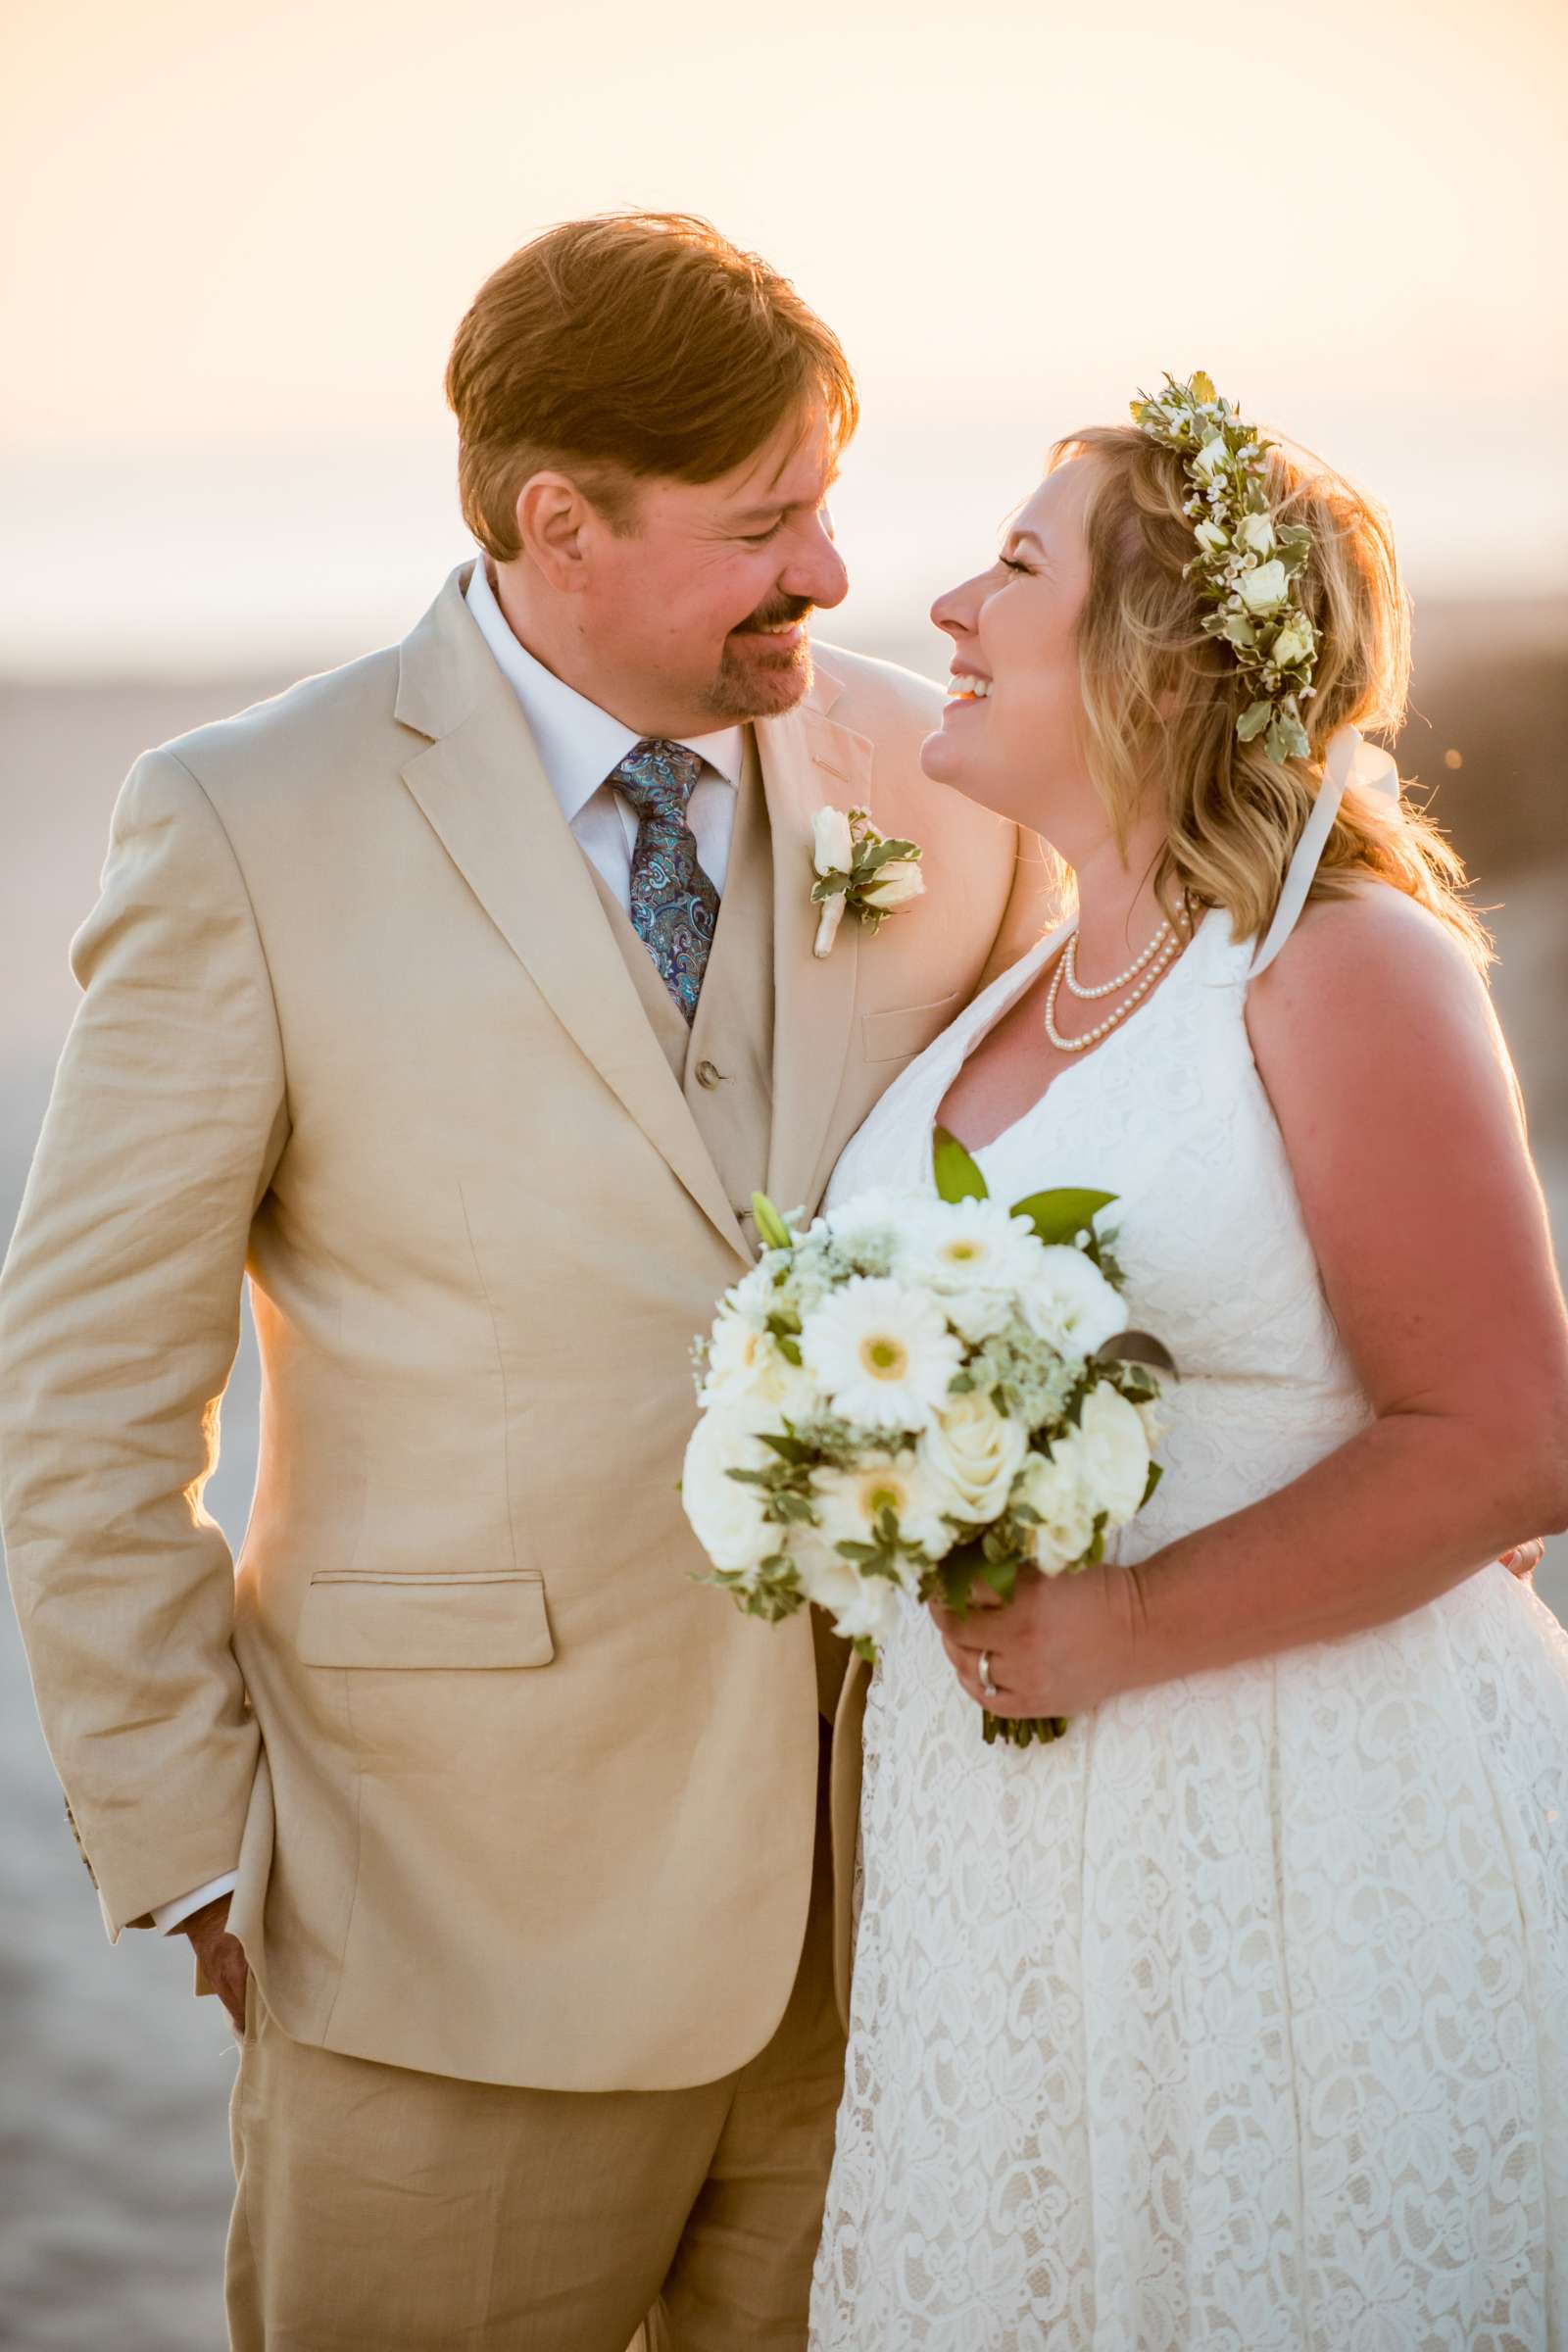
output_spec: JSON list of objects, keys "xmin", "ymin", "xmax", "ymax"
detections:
[
  {"xmin": 929, "ymin": 1564, "xmax": 1145, "ymax": 1720},
  {"xmin": 1500, "ymin": 1540, "xmax": 1544, "ymax": 1582}
]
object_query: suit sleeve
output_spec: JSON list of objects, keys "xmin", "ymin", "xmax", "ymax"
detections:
[{"xmin": 0, "ymin": 748, "xmax": 288, "ymax": 1936}]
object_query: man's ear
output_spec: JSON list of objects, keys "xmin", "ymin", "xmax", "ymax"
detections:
[{"xmin": 514, "ymin": 471, "xmax": 594, "ymax": 594}]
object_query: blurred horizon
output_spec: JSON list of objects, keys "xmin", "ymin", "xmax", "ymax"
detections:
[{"xmin": 5, "ymin": 0, "xmax": 1566, "ymax": 673}]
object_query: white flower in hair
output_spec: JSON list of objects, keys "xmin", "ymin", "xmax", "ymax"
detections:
[
  {"xmin": 1132, "ymin": 370, "xmax": 1321, "ymax": 767},
  {"xmin": 1238, "ymin": 560, "xmax": 1289, "ymax": 614},
  {"xmin": 800, "ymin": 1275, "xmax": 962, "ymax": 1432}
]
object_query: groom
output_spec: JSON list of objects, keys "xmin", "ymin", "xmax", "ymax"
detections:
[{"xmin": 0, "ymin": 212, "xmax": 1049, "ymax": 2347}]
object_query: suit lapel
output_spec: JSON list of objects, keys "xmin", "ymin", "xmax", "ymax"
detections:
[
  {"xmin": 396, "ymin": 568, "xmax": 750, "ymax": 1264},
  {"xmin": 758, "ymin": 681, "xmax": 870, "ymax": 1219}
]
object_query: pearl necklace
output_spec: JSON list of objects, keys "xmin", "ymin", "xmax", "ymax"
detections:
[
  {"xmin": 1044, "ymin": 925, "xmax": 1182, "ymax": 1053},
  {"xmin": 1061, "ymin": 919, "xmax": 1173, "ymax": 1000}
]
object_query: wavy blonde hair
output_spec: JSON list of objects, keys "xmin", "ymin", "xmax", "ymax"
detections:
[{"xmin": 1054, "ymin": 424, "xmax": 1490, "ymax": 967}]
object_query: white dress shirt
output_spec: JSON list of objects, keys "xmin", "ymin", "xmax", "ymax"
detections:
[
  {"xmin": 149, "ymin": 561, "xmax": 746, "ymax": 1937},
  {"xmin": 466, "ymin": 555, "xmax": 744, "ymax": 905}
]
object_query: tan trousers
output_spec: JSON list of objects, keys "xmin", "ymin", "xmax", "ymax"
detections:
[{"xmin": 225, "ymin": 1749, "xmax": 843, "ymax": 2350}]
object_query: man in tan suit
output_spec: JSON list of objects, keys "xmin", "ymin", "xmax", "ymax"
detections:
[{"xmin": 0, "ymin": 213, "xmax": 1050, "ymax": 2347}]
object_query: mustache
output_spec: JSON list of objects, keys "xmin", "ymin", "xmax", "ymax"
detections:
[{"xmin": 733, "ymin": 596, "xmax": 814, "ymax": 636}]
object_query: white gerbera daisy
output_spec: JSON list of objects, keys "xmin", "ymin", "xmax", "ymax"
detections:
[
  {"xmin": 809, "ymin": 1449, "xmax": 956, "ymax": 1565},
  {"xmin": 799, "ymin": 1276, "xmax": 963, "ymax": 1434},
  {"xmin": 701, "ymin": 1307, "xmax": 817, "ymax": 1419},
  {"xmin": 905, "ymin": 1197, "xmax": 1043, "ymax": 1341}
]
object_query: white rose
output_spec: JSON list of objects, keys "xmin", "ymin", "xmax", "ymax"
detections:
[
  {"xmin": 1193, "ymin": 519, "xmax": 1229, "ymax": 556},
  {"xmin": 1014, "ymin": 1444, "xmax": 1096, "ymax": 1575},
  {"xmin": 1270, "ymin": 617, "xmax": 1312, "ymax": 669},
  {"xmin": 1194, "ymin": 435, "xmax": 1230, "ymax": 477},
  {"xmin": 1075, "ymin": 1381, "xmax": 1152, "ymax": 1526},
  {"xmin": 1019, "ymin": 1245, "xmax": 1126, "ymax": 1357},
  {"xmin": 867, "ymin": 857, "xmax": 925, "ymax": 911},
  {"xmin": 681, "ymin": 1405, "xmax": 779, "ymax": 1573},
  {"xmin": 811, "ymin": 805, "xmax": 855, "ymax": 876},
  {"xmin": 1237, "ymin": 511, "xmax": 1276, "ymax": 558},
  {"xmin": 917, "ymin": 1391, "xmax": 1028, "ymax": 1525},
  {"xmin": 794, "ymin": 1547, "xmax": 902, "ymax": 1648},
  {"xmin": 1239, "ymin": 560, "xmax": 1288, "ymax": 615}
]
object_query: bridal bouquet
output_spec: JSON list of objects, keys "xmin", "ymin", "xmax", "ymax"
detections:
[{"xmin": 681, "ymin": 1131, "xmax": 1173, "ymax": 1746}]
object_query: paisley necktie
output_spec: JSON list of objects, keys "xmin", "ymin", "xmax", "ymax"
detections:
[{"xmin": 610, "ymin": 740, "xmax": 720, "ymax": 1023}]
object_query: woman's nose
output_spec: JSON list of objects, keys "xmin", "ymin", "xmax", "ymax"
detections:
[{"xmin": 931, "ymin": 575, "xmax": 981, "ymax": 642}]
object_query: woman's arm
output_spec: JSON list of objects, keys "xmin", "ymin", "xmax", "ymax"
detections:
[{"xmin": 936, "ymin": 887, "xmax": 1568, "ymax": 1715}]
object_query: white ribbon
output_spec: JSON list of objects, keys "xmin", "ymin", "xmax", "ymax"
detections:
[{"xmin": 1249, "ymin": 724, "xmax": 1399, "ymax": 977}]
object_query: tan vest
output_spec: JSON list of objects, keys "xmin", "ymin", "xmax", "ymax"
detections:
[
  {"xmin": 586, "ymin": 732, "xmax": 852, "ymax": 1714},
  {"xmin": 584, "ymin": 728, "xmax": 775, "ymax": 1232}
]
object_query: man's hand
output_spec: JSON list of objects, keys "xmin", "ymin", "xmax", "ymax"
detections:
[{"xmin": 182, "ymin": 1892, "xmax": 249, "ymax": 2033}]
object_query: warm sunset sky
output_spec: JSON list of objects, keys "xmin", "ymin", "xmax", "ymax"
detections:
[{"xmin": 3, "ymin": 0, "xmax": 1563, "ymax": 670}]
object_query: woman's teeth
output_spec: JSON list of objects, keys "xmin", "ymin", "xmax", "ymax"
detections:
[{"xmin": 947, "ymin": 676, "xmax": 992, "ymax": 701}]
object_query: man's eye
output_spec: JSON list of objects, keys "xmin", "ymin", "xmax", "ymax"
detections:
[{"xmin": 743, "ymin": 519, "xmax": 785, "ymax": 545}]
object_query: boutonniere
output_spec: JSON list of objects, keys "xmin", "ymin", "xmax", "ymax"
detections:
[{"xmin": 810, "ymin": 806, "xmax": 926, "ymax": 959}]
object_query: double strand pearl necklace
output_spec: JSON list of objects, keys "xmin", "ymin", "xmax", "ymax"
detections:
[{"xmin": 1044, "ymin": 918, "xmax": 1182, "ymax": 1054}]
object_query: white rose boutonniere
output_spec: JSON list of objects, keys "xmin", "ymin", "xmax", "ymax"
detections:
[{"xmin": 811, "ymin": 805, "xmax": 925, "ymax": 958}]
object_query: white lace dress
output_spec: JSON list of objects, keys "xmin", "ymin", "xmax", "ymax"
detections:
[{"xmin": 809, "ymin": 905, "xmax": 1568, "ymax": 2351}]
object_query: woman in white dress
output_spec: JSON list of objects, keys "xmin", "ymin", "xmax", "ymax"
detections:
[{"xmin": 809, "ymin": 382, "xmax": 1568, "ymax": 2349}]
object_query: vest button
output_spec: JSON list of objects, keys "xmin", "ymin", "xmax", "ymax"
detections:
[{"xmin": 695, "ymin": 1059, "xmax": 725, "ymax": 1089}]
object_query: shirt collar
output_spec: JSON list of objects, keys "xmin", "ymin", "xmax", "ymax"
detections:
[{"xmin": 466, "ymin": 557, "xmax": 745, "ymax": 823}]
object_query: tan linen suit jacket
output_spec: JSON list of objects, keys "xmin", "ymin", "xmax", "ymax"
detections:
[{"xmin": 0, "ymin": 563, "xmax": 1053, "ymax": 2092}]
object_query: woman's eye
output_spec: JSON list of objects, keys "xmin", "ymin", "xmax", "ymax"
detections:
[{"xmin": 1000, "ymin": 555, "xmax": 1033, "ymax": 575}]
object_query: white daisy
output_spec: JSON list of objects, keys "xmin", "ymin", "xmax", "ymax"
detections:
[
  {"xmin": 701, "ymin": 1306, "xmax": 818, "ymax": 1420},
  {"xmin": 809, "ymin": 1449, "xmax": 956, "ymax": 1565},
  {"xmin": 905, "ymin": 1198, "xmax": 1043, "ymax": 1342},
  {"xmin": 800, "ymin": 1276, "xmax": 963, "ymax": 1434}
]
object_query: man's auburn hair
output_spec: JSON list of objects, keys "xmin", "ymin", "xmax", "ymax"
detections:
[{"xmin": 446, "ymin": 212, "xmax": 859, "ymax": 558}]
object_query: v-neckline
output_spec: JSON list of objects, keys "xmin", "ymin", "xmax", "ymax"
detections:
[{"xmin": 939, "ymin": 909, "xmax": 1221, "ymax": 1164}]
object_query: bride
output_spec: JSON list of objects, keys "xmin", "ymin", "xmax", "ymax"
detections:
[{"xmin": 808, "ymin": 379, "xmax": 1568, "ymax": 2348}]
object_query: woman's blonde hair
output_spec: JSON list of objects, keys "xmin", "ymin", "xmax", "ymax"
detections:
[{"xmin": 1054, "ymin": 424, "xmax": 1490, "ymax": 967}]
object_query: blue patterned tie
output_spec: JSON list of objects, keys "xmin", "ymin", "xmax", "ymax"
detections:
[{"xmin": 611, "ymin": 740, "xmax": 720, "ymax": 1023}]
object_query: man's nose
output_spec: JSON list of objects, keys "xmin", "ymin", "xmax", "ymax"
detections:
[{"xmin": 783, "ymin": 517, "xmax": 850, "ymax": 612}]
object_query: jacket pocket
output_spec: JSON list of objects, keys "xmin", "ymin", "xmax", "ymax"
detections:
[
  {"xmin": 861, "ymin": 993, "xmax": 961, "ymax": 1066},
  {"xmin": 296, "ymin": 1571, "xmax": 555, "ymax": 1670}
]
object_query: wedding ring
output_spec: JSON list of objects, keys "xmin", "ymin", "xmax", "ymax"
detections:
[{"xmin": 978, "ymin": 1649, "xmax": 999, "ymax": 1700}]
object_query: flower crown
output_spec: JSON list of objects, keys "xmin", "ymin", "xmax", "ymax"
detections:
[{"xmin": 1131, "ymin": 371, "xmax": 1316, "ymax": 766}]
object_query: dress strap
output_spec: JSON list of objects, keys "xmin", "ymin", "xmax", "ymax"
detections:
[{"xmin": 1249, "ymin": 725, "xmax": 1400, "ymax": 977}]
